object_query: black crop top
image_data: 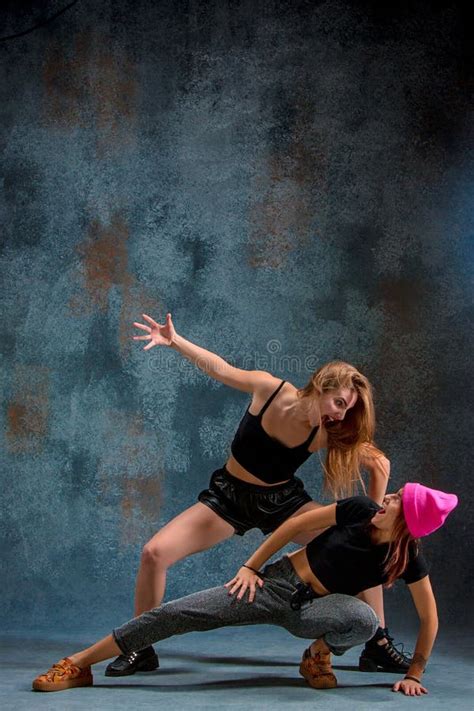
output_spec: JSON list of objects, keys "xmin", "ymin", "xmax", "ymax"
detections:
[
  {"xmin": 305, "ymin": 496, "xmax": 429, "ymax": 595},
  {"xmin": 230, "ymin": 380, "xmax": 319, "ymax": 485}
]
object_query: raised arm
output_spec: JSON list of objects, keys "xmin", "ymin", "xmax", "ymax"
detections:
[
  {"xmin": 360, "ymin": 443, "xmax": 390, "ymax": 505},
  {"xmin": 225, "ymin": 504, "xmax": 337, "ymax": 601},
  {"xmin": 133, "ymin": 313, "xmax": 274, "ymax": 392},
  {"xmin": 392, "ymin": 576, "xmax": 438, "ymax": 696}
]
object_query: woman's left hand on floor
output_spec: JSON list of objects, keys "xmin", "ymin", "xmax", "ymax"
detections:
[
  {"xmin": 224, "ymin": 566, "xmax": 264, "ymax": 602},
  {"xmin": 392, "ymin": 678, "xmax": 428, "ymax": 696}
]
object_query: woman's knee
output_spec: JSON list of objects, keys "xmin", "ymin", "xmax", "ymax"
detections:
[
  {"xmin": 309, "ymin": 595, "xmax": 379, "ymax": 648},
  {"xmin": 141, "ymin": 538, "xmax": 171, "ymax": 569},
  {"xmin": 352, "ymin": 599, "xmax": 379, "ymax": 641}
]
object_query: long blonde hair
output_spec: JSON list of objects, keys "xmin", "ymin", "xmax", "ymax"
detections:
[{"xmin": 299, "ymin": 361, "xmax": 376, "ymax": 498}]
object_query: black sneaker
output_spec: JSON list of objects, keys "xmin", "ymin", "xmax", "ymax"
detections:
[
  {"xmin": 359, "ymin": 627, "xmax": 412, "ymax": 673},
  {"xmin": 105, "ymin": 646, "xmax": 159, "ymax": 676}
]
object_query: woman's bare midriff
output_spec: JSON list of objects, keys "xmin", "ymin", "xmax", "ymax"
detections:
[
  {"xmin": 225, "ymin": 454, "xmax": 329, "ymax": 595},
  {"xmin": 225, "ymin": 454, "xmax": 292, "ymax": 487},
  {"xmin": 287, "ymin": 548, "xmax": 330, "ymax": 596}
]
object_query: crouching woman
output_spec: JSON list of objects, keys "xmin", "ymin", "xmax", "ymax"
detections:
[{"xmin": 32, "ymin": 483, "xmax": 456, "ymax": 697}]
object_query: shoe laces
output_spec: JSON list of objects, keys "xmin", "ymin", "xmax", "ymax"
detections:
[
  {"xmin": 43, "ymin": 659, "xmax": 78, "ymax": 681},
  {"xmin": 383, "ymin": 633, "xmax": 411, "ymax": 664}
]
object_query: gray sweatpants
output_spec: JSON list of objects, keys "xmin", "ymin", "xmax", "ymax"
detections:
[{"xmin": 113, "ymin": 557, "xmax": 378, "ymax": 657}]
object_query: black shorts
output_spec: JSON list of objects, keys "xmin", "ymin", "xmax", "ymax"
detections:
[{"xmin": 197, "ymin": 466, "xmax": 312, "ymax": 536}]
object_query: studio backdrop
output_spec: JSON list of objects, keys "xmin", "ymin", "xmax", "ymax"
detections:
[{"xmin": 1, "ymin": 0, "xmax": 472, "ymax": 635}]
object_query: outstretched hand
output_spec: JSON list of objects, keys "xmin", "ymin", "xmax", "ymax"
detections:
[
  {"xmin": 224, "ymin": 566, "xmax": 264, "ymax": 603},
  {"xmin": 132, "ymin": 313, "xmax": 176, "ymax": 350},
  {"xmin": 392, "ymin": 678, "xmax": 428, "ymax": 696}
]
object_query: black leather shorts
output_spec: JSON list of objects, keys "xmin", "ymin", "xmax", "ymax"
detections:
[{"xmin": 198, "ymin": 466, "xmax": 312, "ymax": 536}]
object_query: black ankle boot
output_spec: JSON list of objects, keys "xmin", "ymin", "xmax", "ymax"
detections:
[
  {"xmin": 105, "ymin": 646, "xmax": 159, "ymax": 677},
  {"xmin": 359, "ymin": 627, "xmax": 412, "ymax": 673}
]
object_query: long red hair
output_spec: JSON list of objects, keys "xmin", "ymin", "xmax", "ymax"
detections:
[{"xmin": 381, "ymin": 509, "xmax": 418, "ymax": 588}]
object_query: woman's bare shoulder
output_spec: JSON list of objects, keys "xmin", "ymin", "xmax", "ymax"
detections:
[
  {"xmin": 248, "ymin": 373, "xmax": 286, "ymax": 411},
  {"xmin": 253, "ymin": 372, "xmax": 286, "ymax": 392}
]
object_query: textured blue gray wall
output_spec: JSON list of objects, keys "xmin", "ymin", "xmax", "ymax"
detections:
[{"xmin": 1, "ymin": 0, "xmax": 472, "ymax": 635}]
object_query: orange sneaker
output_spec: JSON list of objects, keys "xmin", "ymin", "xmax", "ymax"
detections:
[
  {"xmin": 32, "ymin": 657, "xmax": 93, "ymax": 692},
  {"xmin": 299, "ymin": 647, "xmax": 337, "ymax": 689}
]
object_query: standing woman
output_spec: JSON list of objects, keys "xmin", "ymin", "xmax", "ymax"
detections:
[{"xmin": 105, "ymin": 312, "xmax": 391, "ymax": 676}]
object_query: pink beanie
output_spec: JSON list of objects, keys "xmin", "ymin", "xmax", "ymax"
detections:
[{"xmin": 402, "ymin": 483, "xmax": 458, "ymax": 538}]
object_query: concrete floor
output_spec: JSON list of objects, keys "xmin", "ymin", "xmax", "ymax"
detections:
[{"xmin": 1, "ymin": 626, "xmax": 473, "ymax": 711}]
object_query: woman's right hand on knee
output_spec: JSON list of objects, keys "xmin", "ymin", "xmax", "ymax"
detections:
[{"xmin": 224, "ymin": 566, "xmax": 264, "ymax": 603}]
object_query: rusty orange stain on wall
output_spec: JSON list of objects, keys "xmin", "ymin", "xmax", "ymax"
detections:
[
  {"xmin": 118, "ymin": 285, "xmax": 164, "ymax": 357},
  {"xmin": 248, "ymin": 94, "xmax": 328, "ymax": 269},
  {"xmin": 43, "ymin": 31, "xmax": 137, "ymax": 153},
  {"xmin": 121, "ymin": 477, "xmax": 162, "ymax": 520},
  {"xmin": 72, "ymin": 213, "xmax": 132, "ymax": 313},
  {"xmin": 70, "ymin": 212, "xmax": 163, "ymax": 357},
  {"xmin": 96, "ymin": 409, "xmax": 164, "ymax": 545},
  {"xmin": 6, "ymin": 366, "xmax": 50, "ymax": 453},
  {"xmin": 119, "ymin": 473, "xmax": 163, "ymax": 546}
]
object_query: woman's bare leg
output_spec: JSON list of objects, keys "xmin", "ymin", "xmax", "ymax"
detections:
[
  {"xmin": 134, "ymin": 502, "xmax": 234, "ymax": 616},
  {"xmin": 69, "ymin": 635, "xmax": 122, "ymax": 668},
  {"xmin": 310, "ymin": 638, "xmax": 331, "ymax": 655},
  {"xmin": 358, "ymin": 585, "xmax": 385, "ymax": 627},
  {"xmin": 357, "ymin": 586, "xmax": 409, "ymax": 671}
]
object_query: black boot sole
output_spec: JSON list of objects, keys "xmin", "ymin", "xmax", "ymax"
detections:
[
  {"xmin": 105, "ymin": 655, "xmax": 159, "ymax": 677},
  {"xmin": 359, "ymin": 655, "xmax": 409, "ymax": 674}
]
